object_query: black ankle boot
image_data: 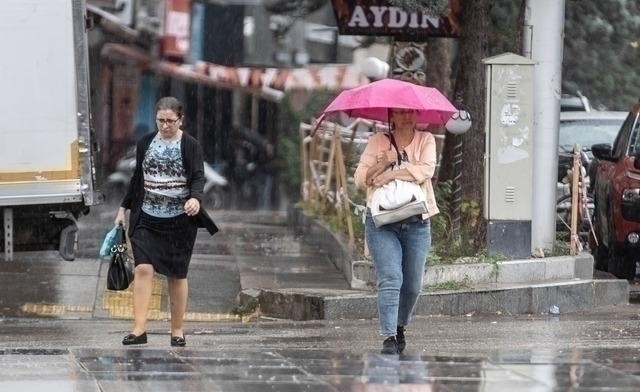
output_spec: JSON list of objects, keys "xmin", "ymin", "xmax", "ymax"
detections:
[
  {"xmin": 381, "ymin": 336, "xmax": 398, "ymax": 354},
  {"xmin": 396, "ymin": 326, "xmax": 406, "ymax": 353}
]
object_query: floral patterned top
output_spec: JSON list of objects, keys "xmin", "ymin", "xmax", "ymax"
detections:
[{"xmin": 141, "ymin": 134, "xmax": 189, "ymax": 217}]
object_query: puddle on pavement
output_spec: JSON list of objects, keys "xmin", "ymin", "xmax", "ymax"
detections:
[{"xmin": 4, "ymin": 347, "xmax": 640, "ymax": 390}]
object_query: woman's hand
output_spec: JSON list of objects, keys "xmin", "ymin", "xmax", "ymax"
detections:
[
  {"xmin": 114, "ymin": 207, "xmax": 127, "ymax": 227},
  {"xmin": 370, "ymin": 171, "xmax": 394, "ymax": 187},
  {"xmin": 375, "ymin": 150, "xmax": 397, "ymax": 166},
  {"xmin": 367, "ymin": 150, "xmax": 396, "ymax": 186},
  {"xmin": 184, "ymin": 198, "xmax": 200, "ymax": 216}
]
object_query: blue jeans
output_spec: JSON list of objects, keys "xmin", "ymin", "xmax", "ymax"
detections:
[{"xmin": 365, "ymin": 213, "xmax": 431, "ymax": 336}]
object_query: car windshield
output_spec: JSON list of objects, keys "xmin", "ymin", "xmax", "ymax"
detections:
[{"xmin": 558, "ymin": 119, "xmax": 622, "ymax": 152}]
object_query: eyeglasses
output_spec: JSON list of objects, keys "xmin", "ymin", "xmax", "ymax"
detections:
[
  {"xmin": 390, "ymin": 109, "xmax": 415, "ymax": 115},
  {"xmin": 156, "ymin": 118, "xmax": 180, "ymax": 125}
]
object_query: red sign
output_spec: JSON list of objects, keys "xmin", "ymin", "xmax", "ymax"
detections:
[
  {"xmin": 331, "ymin": 0, "xmax": 462, "ymax": 40},
  {"xmin": 161, "ymin": 0, "xmax": 191, "ymax": 59}
]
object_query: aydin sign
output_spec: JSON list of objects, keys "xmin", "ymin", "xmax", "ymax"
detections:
[{"xmin": 331, "ymin": 0, "xmax": 461, "ymax": 40}]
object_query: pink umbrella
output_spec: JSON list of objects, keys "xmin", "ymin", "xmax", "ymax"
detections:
[{"xmin": 313, "ymin": 78, "xmax": 457, "ymax": 134}]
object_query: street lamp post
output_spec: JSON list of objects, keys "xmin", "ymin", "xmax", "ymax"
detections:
[{"xmin": 445, "ymin": 105, "xmax": 472, "ymax": 244}]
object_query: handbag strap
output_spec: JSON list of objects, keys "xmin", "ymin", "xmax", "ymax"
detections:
[
  {"xmin": 112, "ymin": 224, "xmax": 127, "ymax": 253},
  {"xmin": 385, "ymin": 132, "xmax": 403, "ymax": 166}
]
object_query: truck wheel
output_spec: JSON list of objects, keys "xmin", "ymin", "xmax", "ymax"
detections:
[{"xmin": 59, "ymin": 223, "xmax": 77, "ymax": 261}]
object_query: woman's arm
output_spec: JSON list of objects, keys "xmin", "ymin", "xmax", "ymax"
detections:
[
  {"xmin": 187, "ymin": 136, "xmax": 206, "ymax": 202},
  {"xmin": 354, "ymin": 133, "xmax": 396, "ymax": 188},
  {"xmin": 384, "ymin": 132, "xmax": 437, "ymax": 185}
]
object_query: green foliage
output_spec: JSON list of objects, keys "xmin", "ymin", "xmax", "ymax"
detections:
[
  {"xmin": 430, "ymin": 180, "xmax": 484, "ymax": 262},
  {"xmin": 278, "ymin": 130, "xmax": 301, "ymax": 200},
  {"xmin": 488, "ymin": 0, "xmax": 524, "ymax": 55},
  {"xmin": 486, "ymin": 0, "xmax": 640, "ymax": 110},
  {"xmin": 424, "ymin": 278, "xmax": 472, "ymax": 292},
  {"xmin": 300, "ymin": 184, "xmax": 366, "ymax": 256},
  {"xmin": 552, "ymin": 240, "xmax": 572, "ymax": 256},
  {"xmin": 563, "ymin": 0, "xmax": 640, "ymax": 110},
  {"xmin": 231, "ymin": 297, "xmax": 259, "ymax": 316},
  {"xmin": 278, "ymin": 90, "xmax": 336, "ymax": 200}
]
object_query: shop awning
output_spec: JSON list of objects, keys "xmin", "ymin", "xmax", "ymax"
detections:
[
  {"xmin": 87, "ymin": 4, "xmax": 139, "ymax": 42},
  {"xmin": 100, "ymin": 43, "xmax": 369, "ymax": 102}
]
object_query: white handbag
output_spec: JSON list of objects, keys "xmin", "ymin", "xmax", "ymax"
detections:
[
  {"xmin": 369, "ymin": 133, "xmax": 427, "ymax": 227},
  {"xmin": 370, "ymin": 178, "xmax": 427, "ymax": 227}
]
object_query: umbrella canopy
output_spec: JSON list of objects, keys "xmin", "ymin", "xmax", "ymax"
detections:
[{"xmin": 315, "ymin": 78, "xmax": 457, "ymax": 131}]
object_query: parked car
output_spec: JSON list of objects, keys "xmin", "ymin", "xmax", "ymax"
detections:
[
  {"xmin": 591, "ymin": 102, "xmax": 640, "ymax": 279},
  {"xmin": 557, "ymin": 111, "xmax": 627, "ymax": 190},
  {"xmin": 560, "ymin": 92, "xmax": 592, "ymax": 112}
]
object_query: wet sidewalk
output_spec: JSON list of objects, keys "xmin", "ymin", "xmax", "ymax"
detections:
[
  {"xmin": 0, "ymin": 204, "xmax": 350, "ymax": 321},
  {"xmin": 3, "ymin": 306, "xmax": 640, "ymax": 391}
]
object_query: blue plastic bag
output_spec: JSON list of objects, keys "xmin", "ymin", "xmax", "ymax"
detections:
[{"xmin": 99, "ymin": 225, "xmax": 120, "ymax": 258}]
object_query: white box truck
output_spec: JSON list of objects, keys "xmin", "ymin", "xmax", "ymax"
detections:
[{"xmin": 0, "ymin": 0, "xmax": 101, "ymax": 261}]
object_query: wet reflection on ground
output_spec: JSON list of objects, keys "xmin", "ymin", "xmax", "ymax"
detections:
[{"xmin": 3, "ymin": 345, "xmax": 640, "ymax": 391}]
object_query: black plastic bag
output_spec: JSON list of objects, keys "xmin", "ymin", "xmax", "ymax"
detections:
[{"xmin": 107, "ymin": 224, "xmax": 134, "ymax": 291}]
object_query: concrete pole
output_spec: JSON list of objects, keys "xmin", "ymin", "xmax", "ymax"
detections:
[{"xmin": 523, "ymin": 0, "xmax": 565, "ymax": 254}]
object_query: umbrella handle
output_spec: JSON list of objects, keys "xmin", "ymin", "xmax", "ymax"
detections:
[
  {"xmin": 310, "ymin": 114, "xmax": 326, "ymax": 137},
  {"xmin": 385, "ymin": 133, "xmax": 403, "ymax": 166}
]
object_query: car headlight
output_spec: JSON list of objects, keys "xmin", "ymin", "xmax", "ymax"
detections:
[{"xmin": 622, "ymin": 188, "xmax": 640, "ymax": 202}]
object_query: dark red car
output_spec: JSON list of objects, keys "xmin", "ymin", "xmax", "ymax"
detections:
[{"xmin": 591, "ymin": 102, "xmax": 640, "ymax": 279}]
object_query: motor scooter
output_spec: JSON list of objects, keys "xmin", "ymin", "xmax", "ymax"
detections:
[
  {"xmin": 104, "ymin": 148, "xmax": 135, "ymax": 204},
  {"xmin": 203, "ymin": 162, "xmax": 228, "ymax": 209},
  {"xmin": 105, "ymin": 149, "xmax": 228, "ymax": 209}
]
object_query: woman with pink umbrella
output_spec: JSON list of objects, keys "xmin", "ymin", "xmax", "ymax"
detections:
[
  {"xmin": 354, "ymin": 107, "xmax": 440, "ymax": 355},
  {"xmin": 318, "ymin": 77, "xmax": 454, "ymax": 354}
]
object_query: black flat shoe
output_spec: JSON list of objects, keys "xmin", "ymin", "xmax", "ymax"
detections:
[
  {"xmin": 381, "ymin": 336, "xmax": 398, "ymax": 355},
  {"xmin": 170, "ymin": 336, "xmax": 186, "ymax": 347},
  {"xmin": 122, "ymin": 332, "xmax": 147, "ymax": 345}
]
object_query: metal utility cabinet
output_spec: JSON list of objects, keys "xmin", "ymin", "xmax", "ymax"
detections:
[
  {"xmin": 0, "ymin": 0, "xmax": 100, "ymax": 261},
  {"xmin": 483, "ymin": 53, "xmax": 535, "ymax": 259}
]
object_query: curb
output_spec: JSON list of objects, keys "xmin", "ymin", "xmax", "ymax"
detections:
[{"xmin": 252, "ymin": 279, "xmax": 629, "ymax": 321}]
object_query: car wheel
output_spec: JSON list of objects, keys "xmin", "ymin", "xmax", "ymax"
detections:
[
  {"xmin": 593, "ymin": 242, "xmax": 608, "ymax": 271},
  {"xmin": 608, "ymin": 243, "xmax": 636, "ymax": 280},
  {"xmin": 591, "ymin": 216, "xmax": 608, "ymax": 271}
]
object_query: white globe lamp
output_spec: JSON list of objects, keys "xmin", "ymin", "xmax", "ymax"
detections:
[
  {"xmin": 445, "ymin": 109, "xmax": 472, "ymax": 135},
  {"xmin": 360, "ymin": 57, "xmax": 390, "ymax": 81}
]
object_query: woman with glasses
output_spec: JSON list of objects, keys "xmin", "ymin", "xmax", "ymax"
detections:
[
  {"xmin": 354, "ymin": 108, "xmax": 439, "ymax": 355},
  {"xmin": 114, "ymin": 96, "xmax": 217, "ymax": 347}
]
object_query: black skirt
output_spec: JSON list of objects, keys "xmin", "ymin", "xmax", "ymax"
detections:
[{"xmin": 131, "ymin": 211, "xmax": 198, "ymax": 278}]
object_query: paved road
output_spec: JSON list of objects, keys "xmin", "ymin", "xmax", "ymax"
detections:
[{"xmin": 2, "ymin": 305, "xmax": 640, "ymax": 391}]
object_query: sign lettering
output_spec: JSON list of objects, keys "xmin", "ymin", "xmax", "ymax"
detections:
[{"xmin": 332, "ymin": 0, "xmax": 461, "ymax": 40}]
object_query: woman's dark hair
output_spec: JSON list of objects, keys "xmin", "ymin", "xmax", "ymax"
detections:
[{"xmin": 155, "ymin": 96, "xmax": 183, "ymax": 118}]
